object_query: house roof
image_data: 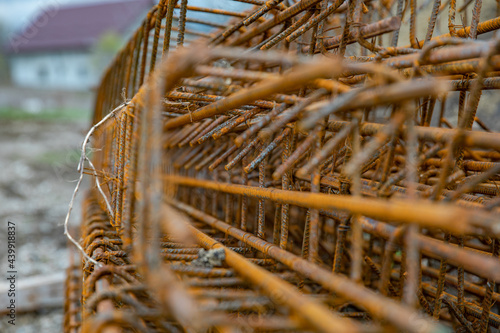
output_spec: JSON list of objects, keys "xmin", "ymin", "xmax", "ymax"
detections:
[{"xmin": 8, "ymin": 0, "xmax": 153, "ymax": 53}]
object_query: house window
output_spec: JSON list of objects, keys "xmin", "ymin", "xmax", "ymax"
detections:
[
  {"xmin": 38, "ymin": 66, "xmax": 48, "ymax": 82},
  {"xmin": 78, "ymin": 65, "xmax": 88, "ymax": 78},
  {"xmin": 56, "ymin": 63, "xmax": 65, "ymax": 75}
]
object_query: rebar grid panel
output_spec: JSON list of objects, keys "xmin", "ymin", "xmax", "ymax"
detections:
[{"xmin": 65, "ymin": 0, "xmax": 500, "ymax": 332}]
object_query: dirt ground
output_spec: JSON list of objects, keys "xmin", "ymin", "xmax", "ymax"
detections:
[
  {"xmin": 0, "ymin": 112, "xmax": 91, "ymax": 332},
  {"xmin": 0, "ymin": 3, "xmax": 498, "ymax": 332}
]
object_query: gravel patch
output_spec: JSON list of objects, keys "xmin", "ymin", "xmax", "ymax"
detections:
[{"xmin": 0, "ymin": 116, "xmax": 90, "ymax": 332}]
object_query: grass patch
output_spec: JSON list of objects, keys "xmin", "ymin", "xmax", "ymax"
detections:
[
  {"xmin": 0, "ymin": 107, "xmax": 91, "ymax": 122},
  {"xmin": 36, "ymin": 148, "xmax": 82, "ymax": 166}
]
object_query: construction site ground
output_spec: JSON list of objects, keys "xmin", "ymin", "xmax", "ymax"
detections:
[{"xmin": 0, "ymin": 107, "xmax": 91, "ymax": 333}]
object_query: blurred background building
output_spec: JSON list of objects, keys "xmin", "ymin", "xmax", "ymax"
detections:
[
  {"xmin": 6, "ymin": 0, "xmax": 153, "ymax": 90},
  {"xmin": 0, "ymin": 0, "xmax": 152, "ymax": 112},
  {"xmin": 0, "ymin": 0, "xmax": 250, "ymax": 92},
  {"xmin": 0, "ymin": 0, "xmax": 250, "ymax": 112}
]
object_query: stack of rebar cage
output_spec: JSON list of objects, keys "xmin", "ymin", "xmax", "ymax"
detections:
[{"xmin": 64, "ymin": 0, "xmax": 500, "ymax": 332}]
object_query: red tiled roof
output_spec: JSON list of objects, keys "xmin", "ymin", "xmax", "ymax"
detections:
[{"xmin": 8, "ymin": 0, "xmax": 153, "ymax": 53}]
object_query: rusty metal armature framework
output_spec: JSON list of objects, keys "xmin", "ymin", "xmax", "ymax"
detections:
[{"xmin": 64, "ymin": 0, "xmax": 500, "ymax": 332}]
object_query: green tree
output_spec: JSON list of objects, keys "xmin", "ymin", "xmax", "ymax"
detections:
[{"xmin": 91, "ymin": 31, "xmax": 124, "ymax": 76}]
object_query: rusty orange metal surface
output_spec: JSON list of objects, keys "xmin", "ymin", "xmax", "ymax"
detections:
[{"xmin": 65, "ymin": 0, "xmax": 500, "ymax": 332}]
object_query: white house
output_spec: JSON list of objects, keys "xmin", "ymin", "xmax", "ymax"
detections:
[
  {"xmin": 6, "ymin": 0, "xmax": 153, "ymax": 90},
  {"xmin": 5, "ymin": 0, "xmax": 253, "ymax": 91}
]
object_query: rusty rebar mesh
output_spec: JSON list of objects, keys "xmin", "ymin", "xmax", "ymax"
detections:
[{"xmin": 64, "ymin": 0, "xmax": 500, "ymax": 332}]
